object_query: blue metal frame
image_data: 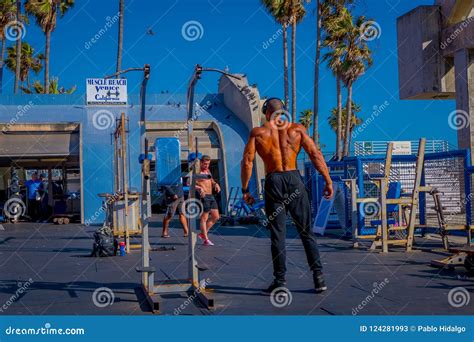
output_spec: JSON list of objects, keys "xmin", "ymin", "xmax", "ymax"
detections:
[
  {"xmin": 356, "ymin": 158, "xmax": 364, "ymax": 235},
  {"xmin": 305, "ymin": 149, "xmax": 472, "ymax": 234}
]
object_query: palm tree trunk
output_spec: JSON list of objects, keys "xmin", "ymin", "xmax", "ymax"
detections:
[
  {"xmin": 336, "ymin": 75, "xmax": 342, "ymax": 160},
  {"xmin": 291, "ymin": 19, "xmax": 297, "ymax": 122},
  {"xmin": 14, "ymin": 0, "xmax": 21, "ymax": 94},
  {"xmin": 312, "ymin": 0, "xmax": 321, "ymax": 145},
  {"xmin": 283, "ymin": 25, "xmax": 289, "ymax": 108},
  {"xmin": 116, "ymin": 0, "xmax": 124, "ymax": 75},
  {"xmin": 44, "ymin": 29, "xmax": 51, "ymax": 94},
  {"xmin": 343, "ymin": 81, "xmax": 353, "ymax": 157},
  {"xmin": 0, "ymin": 38, "xmax": 5, "ymax": 94}
]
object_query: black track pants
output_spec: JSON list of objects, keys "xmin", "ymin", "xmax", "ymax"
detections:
[{"xmin": 264, "ymin": 170, "xmax": 322, "ymax": 282}]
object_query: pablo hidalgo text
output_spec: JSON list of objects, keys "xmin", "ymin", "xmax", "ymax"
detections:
[{"xmin": 417, "ymin": 325, "xmax": 466, "ymax": 334}]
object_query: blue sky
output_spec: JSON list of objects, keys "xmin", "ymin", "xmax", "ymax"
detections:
[{"xmin": 1, "ymin": 0, "xmax": 457, "ymax": 152}]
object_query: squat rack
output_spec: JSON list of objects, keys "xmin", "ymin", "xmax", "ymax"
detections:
[
  {"xmin": 136, "ymin": 64, "xmax": 241, "ymax": 313},
  {"xmin": 344, "ymin": 138, "xmax": 427, "ymax": 252},
  {"xmin": 111, "ymin": 112, "xmax": 141, "ymax": 252}
]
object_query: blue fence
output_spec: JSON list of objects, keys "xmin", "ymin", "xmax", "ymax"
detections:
[{"xmin": 306, "ymin": 150, "xmax": 472, "ymax": 237}]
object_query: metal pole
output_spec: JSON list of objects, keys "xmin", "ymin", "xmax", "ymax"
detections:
[
  {"xmin": 121, "ymin": 113, "xmax": 130, "ymax": 253},
  {"xmin": 186, "ymin": 65, "xmax": 201, "ymax": 286},
  {"xmin": 113, "ymin": 129, "xmax": 119, "ymax": 234},
  {"xmin": 104, "ymin": 67, "xmax": 146, "ymax": 79},
  {"xmin": 138, "ymin": 65, "xmax": 152, "ymax": 291},
  {"xmin": 184, "ymin": 65, "xmax": 241, "ymax": 286}
]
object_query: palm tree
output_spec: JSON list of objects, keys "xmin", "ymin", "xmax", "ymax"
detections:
[
  {"xmin": 328, "ymin": 101, "xmax": 362, "ymax": 145},
  {"xmin": 322, "ymin": 45, "xmax": 344, "ymax": 160},
  {"xmin": 339, "ymin": 10, "xmax": 373, "ymax": 157},
  {"xmin": 262, "ymin": 0, "xmax": 304, "ymax": 109},
  {"xmin": 312, "ymin": 0, "xmax": 352, "ymax": 146},
  {"xmin": 22, "ymin": 77, "xmax": 76, "ymax": 94},
  {"xmin": 5, "ymin": 41, "xmax": 43, "ymax": 88},
  {"xmin": 24, "ymin": 0, "xmax": 74, "ymax": 94},
  {"xmin": 312, "ymin": 0, "xmax": 322, "ymax": 144},
  {"xmin": 14, "ymin": 0, "xmax": 21, "ymax": 94},
  {"xmin": 0, "ymin": 0, "xmax": 17, "ymax": 94},
  {"xmin": 322, "ymin": 2, "xmax": 347, "ymax": 160},
  {"xmin": 289, "ymin": 0, "xmax": 306, "ymax": 122},
  {"xmin": 299, "ymin": 108, "xmax": 313, "ymax": 129},
  {"xmin": 116, "ymin": 0, "xmax": 124, "ymax": 75},
  {"xmin": 261, "ymin": 0, "xmax": 290, "ymax": 107}
]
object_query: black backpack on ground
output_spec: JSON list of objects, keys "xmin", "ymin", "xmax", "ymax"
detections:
[{"xmin": 91, "ymin": 226, "xmax": 117, "ymax": 257}]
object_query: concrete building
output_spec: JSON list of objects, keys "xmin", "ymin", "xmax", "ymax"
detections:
[
  {"xmin": 0, "ymin": 73, "xmax": 263, "ymax": 224},
  {"xmin": 397, "ymin": 0, "xmax": 474, "ymax": 159}
]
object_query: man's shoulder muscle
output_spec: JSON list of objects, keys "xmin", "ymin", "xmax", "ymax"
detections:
[
  {"xmin": 290, "ymin": 123, "xmax": 306, "ymax": 132},
  {"xmin": 250, "ymin": 126, "xmax": 267, "ymax": 137}
]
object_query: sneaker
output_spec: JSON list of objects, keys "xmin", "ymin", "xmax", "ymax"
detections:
[
  {"xmin": 198, "ymin": 233, "xmax": 205, "ymax": 240},
  {"xmin": 203, "ymin": 239, "xmax": 214, "ymax": 246},
  {"xmin": 263, "ymin": 279, "xmax": 286, "ymax": 293},
  {"xmin": 313, "ymin": 273, "xmax": 327, "ymax": 293}
]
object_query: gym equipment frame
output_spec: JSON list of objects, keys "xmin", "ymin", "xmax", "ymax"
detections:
[
  {"xmin": 136, "ymin": 65, "xmax": 241, "ymax": 313},
  {"xmin": 344, "ymin": 138, "xmax": 427, "ymax": 252}
]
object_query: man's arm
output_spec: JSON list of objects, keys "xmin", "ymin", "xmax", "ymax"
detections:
[
  {"xmin": 241, "ymin": 129, "xmax": 257, "ymax": 192},
  {"xmin": 299, "ymin": 125, "xmax": 333, "ymax": 198},
  {"xmin": 210, "ymin": 177, "xmax": 221, "ymax": 193},
  {"xmin": 194, "ymin": 181, "xmax": 204, "ymax": 196}
]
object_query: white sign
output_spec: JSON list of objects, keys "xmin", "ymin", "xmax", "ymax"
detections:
[
  {"xmin": 392, "ymin": 141, "xmax": 412, "ymax": 155},
  {"xmin": 86, "ymin": 78, "xmax": 127, "ymax": 105}
]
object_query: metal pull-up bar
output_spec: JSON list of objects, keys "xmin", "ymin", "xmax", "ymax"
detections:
[{"xmin": 137, "ymin": 65, "xmax": 240, "ymax": 313}]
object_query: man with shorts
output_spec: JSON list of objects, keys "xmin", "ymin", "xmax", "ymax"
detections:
[
  {"xmin": 240, "ymin": 98, "xmax": 333, "ymax": 293},
  {"xmin": 161, "ymin": 182, "xmax": 188, "ymax": 238},
  {"xmin": 195, "ymin": 155, "xmax": 221, "ymax": 246}
]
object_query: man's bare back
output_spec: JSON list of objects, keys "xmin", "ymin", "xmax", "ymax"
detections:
[
  {"xmin": 240, "ymin": 98, "xmax": 333, "ymax": 203},
  {"xmin": 252, "ymin": 121, "xmax": 308, "ymax": 173}
]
